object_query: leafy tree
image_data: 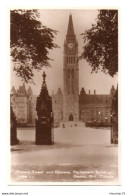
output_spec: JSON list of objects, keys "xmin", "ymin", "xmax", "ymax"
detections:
[
  {"xmin": 81, "ymin": 10, "xmax": 118, "ymax": 77},
  {"xmin": 11, "ymin": 9, "xmax": 58, "ymax": 82}
]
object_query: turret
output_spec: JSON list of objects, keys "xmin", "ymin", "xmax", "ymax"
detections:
[
  {"xmin": 17, "ymin": 83, "xmax": 27, "ymax": 96},
  {"xmin": 57, "ymin": 88, "xmax": 62, "ymax": 95},
  {"xmin": 110, "ymin": 85, "xmax": 116, "ymax": 97},
  {"xmin": 11, "ymin": 86, "xmax": 17, "ymax": 96},
  {"xmin": 27, "ymin": 86, "xmax": 33, "ymax": 96},
  {"xmin": 80, "ymin": 87, "xmax": 86, "ymax": 95}
]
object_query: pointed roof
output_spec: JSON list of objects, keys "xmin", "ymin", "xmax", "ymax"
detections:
[
  {"xmin": 67, "ymin": 14, "xmax": 75, "ymax": 35},
  {"xmin": 39, "ymin": 71, "xmax": 49, "ymax": 97},
  {"xmin": 17, "ymin": 83, "xmax": 27, "ymax": 95},
  {"xmin": 57, "ymin": 88, "xmax": 62, "ymax": 95},
  {"xmin": 11, "ymin": 86, "xmax": 17, "ymax": 95},
  {"xmin": 66, "ymin": 14, "xmax": 76, "ymax": 40},
  {"xmin": 80, "ymin": 87, "xmax": 86, "ymax": 95},
  {"xmin": 27, "ymin": 86, "xmax": 33, "ymax": 95},
  {"xmin": 110, "ymin": 85, "xmax": 116, "ymax": 96},
  {"xmin": 36, "ymin": 72, "xmax": 52, "ymax": 113},
  {"xmin": 111, "ymin": 85, "xmax": 115, "ymax": 90}
]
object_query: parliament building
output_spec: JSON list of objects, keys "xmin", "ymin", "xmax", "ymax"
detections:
[{"xmin": 11, "ymin": 14, "xmax": 116, "ymax": 126}]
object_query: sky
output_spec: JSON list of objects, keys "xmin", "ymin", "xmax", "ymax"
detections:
[{"xmin": 11, "ymin": 9, "xmax": 118, "ymax": 95}]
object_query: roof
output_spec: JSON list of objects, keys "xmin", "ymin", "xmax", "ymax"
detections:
[
  {"xmin": 27, "ymin": 86, "xmax": 33, "ymax": 95},
  {"xmin": 66, "ymin": 14, "xmax": 76, "ymax": 40},
  {"xmin": 11, "ymin": 86, "xmax": 17, "ymax": 95},
  {"xmin": 79, "ymin": 94, "xmax": 111, "ymax": 106},
  {"xmin": 17, "ymin": 83, "xmax": 27, "ymax": 95}
]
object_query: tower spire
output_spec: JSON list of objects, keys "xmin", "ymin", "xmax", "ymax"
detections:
[
  {"xmin": 42, "ymin": 71, "xmax": 46, "ymax": 86},
  {"xmin": 66, "ymin": 14, "xmax": 75, "ymax": 38},
  {"xmin": 63, "ymin": 14, "xmax": 79, "ymax": 122},
  {"xmin": 39, "ymin": 71, "xmax": 48, "ymax": 97}
]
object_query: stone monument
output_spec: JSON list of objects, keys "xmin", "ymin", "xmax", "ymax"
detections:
[
  {"xmin": 10, "ymin": 106, "xmax": 18, "ymax": 145},
  {"xmin": 35, "ymin": 72, "xmax": 53, "ymax": 145}
]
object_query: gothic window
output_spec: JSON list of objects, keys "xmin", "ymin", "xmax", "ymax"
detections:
[
  {"xmin": 72, "ymin": 69, "xmax": 74, "ymax": 94},
  {"xmin": 68, "ymin": 69, "xmax": 70, "ymax": 93},
  {"xmin": 73, "ymin": 57, "xmax": 75, "ymax": 63}
]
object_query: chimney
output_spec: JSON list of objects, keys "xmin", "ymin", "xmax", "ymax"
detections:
[
  {"xmin": 94, "ymin": 90, "xmax": 96, "ymax": 95},
  {"xmin": 89, "ymin": 90, "xmax": 90, "ymax": 95}
]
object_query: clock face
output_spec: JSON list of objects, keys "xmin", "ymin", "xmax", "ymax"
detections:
[{"xmin": 68, "ymin": 43, "xmax": 74, "ymax": 49}]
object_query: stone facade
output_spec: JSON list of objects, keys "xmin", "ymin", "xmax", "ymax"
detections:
[
  {"xmin": 11, "ymin": 84, "xmax": 36, "ymax": 126},
  {"xmin": 63, "ymin": 14, "xmax": 79, "ymax": 122},
  {"xmin": 52, "ymin": 15, "xmax": 116, "ymax": 125},
  {"xmin": 52, "ymin": 88, "xmax": 63, "ymax": 123},
  {"xmin": 52, "ymin": 86, "xmax": 115, "ymax": 125},
  {"xmin": 79, "ymin": 88, "xmax": 114, "ymax": 125}
]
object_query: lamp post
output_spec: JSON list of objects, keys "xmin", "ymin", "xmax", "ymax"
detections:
[
  {"xmin": 10, "ymin": 94, "xmax": 18, "ymax": 145},
  {"xmin": 104, "ymin": 117, "xmax": 107, "ymax": 126},
  {"xmin": 110, "ymin": 114, "xmax": 113, "ymax": 143},
  {"xmin": 98, "ymin": 111, "xmax": 100, "ymax": 125}
]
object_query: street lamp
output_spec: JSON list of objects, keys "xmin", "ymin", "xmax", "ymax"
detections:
[
  {"xmin": 110, "ymin": 114, "xmax": 113, "ymax": 143},
  {"xmin": 98, "ymin": 111, "xmax": 100, "ymax": 125},
  {"xmin": 105, "ymin": 117, "xmax": 108, "ymax": 126}
]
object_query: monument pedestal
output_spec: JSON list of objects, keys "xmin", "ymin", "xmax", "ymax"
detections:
[
  {"xmin": 35, "ymin": 119, "xmax": 52, "ymax": 145},
  {"xmin": 10, "ymin": 106, "xmax": 18, "ymax": 145}
]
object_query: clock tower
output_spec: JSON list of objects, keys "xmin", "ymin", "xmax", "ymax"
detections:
[{"xmin": 63, "ymin": 14, "xmax": 79, "ymax": 122}]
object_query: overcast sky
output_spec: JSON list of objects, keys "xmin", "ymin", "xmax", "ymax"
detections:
[{"xmin": 11, "ymin": 9, "xmax": 118, "ymax": 95}]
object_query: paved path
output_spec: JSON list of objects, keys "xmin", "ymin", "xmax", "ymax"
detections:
[{"xmin": 10, "ymin": 127, "xmax": 119, "ymax": 184}]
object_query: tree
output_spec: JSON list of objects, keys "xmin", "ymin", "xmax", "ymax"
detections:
[
  {"xmin": 11, "ymin": 9, "xmax": 58, "ymax": 82},
  {"xmin": 81, "ymin": 10, "xmax": 118, "ymax": 77},
  {"xmin": 111, "ymin": 85, "xmax": 118, "ymax": 144}
]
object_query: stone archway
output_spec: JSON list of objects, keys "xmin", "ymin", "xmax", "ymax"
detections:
[{"xmin": 69, "ymin": 114, "xmax": 74, "ymax": 121}]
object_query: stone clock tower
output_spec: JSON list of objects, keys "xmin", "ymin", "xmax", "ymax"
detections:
[{"xmin": 63, "ymin": 14, "xmax": 79, "ymax": 122}]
